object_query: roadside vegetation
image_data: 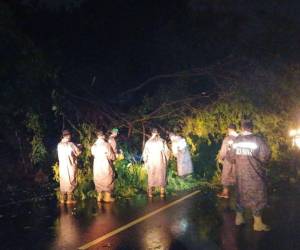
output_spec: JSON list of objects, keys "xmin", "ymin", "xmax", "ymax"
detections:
[{"xmin": 1, "ymin": 1, "xmax": 300, "ymax": 202}]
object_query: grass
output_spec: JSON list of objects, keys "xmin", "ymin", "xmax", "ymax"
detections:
[{"xmin": 52, "ymin": 157, "xmax": 217, "ymax": 200}]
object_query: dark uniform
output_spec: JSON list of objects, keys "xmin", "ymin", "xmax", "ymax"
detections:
[{"xmin": 228, "ymin": 133, "xmax": 270, "ymax": 215}]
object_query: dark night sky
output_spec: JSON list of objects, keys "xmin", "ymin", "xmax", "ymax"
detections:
[{"xmin": 6, "ymin": 0, "xmax": 300, "ymax": 97}]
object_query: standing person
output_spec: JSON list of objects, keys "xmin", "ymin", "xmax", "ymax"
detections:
[
  {"xmin": 142, "ymin": 128, "xmax": 170, "ymax": 198},
  {"xmin": 169, "ymin": 133, "xmax": 193, "ymax": 177},
  {"xmin": 108, "ymin": 128, "xmax": 119, "ymax": 157},
  {"xmin": 217, "ymin": 124, "xmax": 238, "ymax": 199},
  {"xmin": 91, "ymin": 130, "xmax": 116, "ymax": 203},
  {"xmin": 57, "ymin": 130, "xmax": 81, "ymax": 204},
  {"xmin": 228, "ymin": 120, "xmax": 271, "ymax": 231}
]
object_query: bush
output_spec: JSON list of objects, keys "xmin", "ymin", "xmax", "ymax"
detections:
[{"xmin": 53, "ymin": 155, "xmax": 213, "ymax": 200}]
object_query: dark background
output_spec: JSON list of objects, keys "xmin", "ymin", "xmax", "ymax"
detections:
[
  {"xmin": 1, "ymin": 0, "xmax": 300, "ymax": 194},
  {"xmin": 6, "ymin": 0, "xmax": 300, "ymax": 96}
]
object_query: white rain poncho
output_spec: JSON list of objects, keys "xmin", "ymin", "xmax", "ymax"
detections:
[
  {"xmin": 171, "ymin": 136, "xmax": 193, "ymax": 176},
  {"xmin": 218, "ymin": 132, "xmax": 238, "ymax": 186},
  {"xmin": 108, "ymin": 136, "xmax": 118, "ymax": 155},
  {"xmin": 57, "ymin": 138, "xmax": 81, "ymax": 193},
  {"xmin": 91, "ymin": 138, "xmax": 116, "ymax": 192},
  {"xmin": 142, "ymin": 135, "xmax": 170, "ymax": 187}
]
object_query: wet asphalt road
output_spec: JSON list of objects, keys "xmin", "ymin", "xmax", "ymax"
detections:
[{"xmin": 0, "ymin": 187, "xmax": 300, "ymax": 250}]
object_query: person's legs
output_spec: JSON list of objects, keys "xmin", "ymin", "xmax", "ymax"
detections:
[
  {"xmin": 218, "ymin": 186, "xmax": 229, "ymax": 199},
  {"xmin": 60, "ymin": 192, "xmax": 66, "ymax": 203},
  {"xmin": 103, "ymin": 192, "xmax": 115, "ymax": 203},
  {"xmin": 160, "ymin": 187, "xmax": 166, "ymax": 197},
  {"xmin": 97, "ymin": 191, "xmax": 103, "ymax": 202},
  {"xmin": 235, "ymin": 204, "xmax": 245, "ymax": 225},
  {"xmin": 66, "ymin": 192, "xmax": 76, "ymax": 204},
  {"xmin": 147, "ymin": 187, "xmax": 153, "ymax": 197},
  {"xmin": 253, "ymin": 209, "xmax": 270, "ymax": 231}
]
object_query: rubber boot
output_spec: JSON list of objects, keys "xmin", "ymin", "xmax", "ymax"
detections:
[
  {"xmin": 97, "ymin": 192, "xmax": 103, "ymax": 202},
  {"xmin": 103, "ymin": 192, "xmax": 115, "ymax": 203},
  {"xmin": 65, "ymin": 193, "xmax": 76, "ymax": 204},
  {"xmin": 60, "ymin": 192, "xmax": 66, "ymax": 204},
  {"xmin": 147, "ymin": 187, "xmax": 153, "ymax": 198},
  {"xmin": 217, "ymin": 187, "xmax": 229, "ymax": 199},
  {"xmin": 235, "ymin": 212, "xmax": 245, "ymax": 226},
  {"xmin": 160, "ymin": 187, "xmax": 166, "ymax": 198},
  {"xmin": 253, "ymin": 215, "xmax": 270, "ymax": 231}
]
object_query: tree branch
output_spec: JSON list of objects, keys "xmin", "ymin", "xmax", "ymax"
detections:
[{"xmin": 119, "ymin": 55, "xmax": 239, "ymax": 96}]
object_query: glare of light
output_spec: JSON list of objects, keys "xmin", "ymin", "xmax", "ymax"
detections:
[
  {"xmin": 143, "ymin": 227, "xmax": 170, "ymax": 249},
  {"xmin": 171, "ymin": 218, "xmax": 188, "ymax": 236},
  {"xmin": 289, "ymin": 129, "xmax": 297, "ymax": 137},
  {"xmin": 289, "ymin": 128, "xmax": 300, "ymax": 149},
  {"xmin": 294, "ymin": 136, "xmax": 300, "ymax": 149},
  {"xmin": 179, "ymin": 218, "xmax": 188, "ymax": 232}
]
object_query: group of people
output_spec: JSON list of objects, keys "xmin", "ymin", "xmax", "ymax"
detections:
[
  {"xmin": 57, "ymin": 119, "xmax": 271, "ymax": 232},
  {"xmin": 57, "ymin": 128, "xmax": 120, "ymax": 204},
  {"xmin": 217, "ymin": 120, "xmax": 271, "ymax": 232},
  {"xmin": 142, "ymin": 129, "xmax": 194, "ymax": 197},
  {"xmin": 57, "ymin": 127, "xmax": 194, "ymax": 203}
]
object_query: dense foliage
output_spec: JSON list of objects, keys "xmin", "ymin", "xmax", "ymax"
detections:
[
  {"xmin": 52, "ymin": 122, "xmax": 212, "ymax": 200},
  {"xmin": 1, "ymin": 1, "xmax": 300, "ymax": 201},
  {"xmin": 49, "ymin": 62, "xmax": 300, "ymax": 199}
]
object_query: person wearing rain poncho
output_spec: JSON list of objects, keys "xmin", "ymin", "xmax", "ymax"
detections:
[
  {"xmin": 57, "ymin": 130, "xmax": 81, "ymax": 204},
  {"xmin": 169, "ymin": 133, "xmax": 193, "ymax": 177},
  {"xmin": 108, "ymin": 128, "xmax": 123, "ymax": 159},
  {"xmin": 91, "ymin": 130, "xmax": 116, "ymax": 203},
  {"xmin": 217, "ymin": 124, "xmax": 238, "ymax": 199},
  {"xmin": 227, "ymin": 120, "xmax": 271, "ymax": 231},
  {"xmin": 142, "ymin": 128, "xmax": 170, "ymax": 198}
]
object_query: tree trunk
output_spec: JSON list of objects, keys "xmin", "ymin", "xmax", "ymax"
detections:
[
  {"xmin": 127, "ymin": 123, "xmax": 132, "ymax": 138},
  {"xmin": 142, "ymin": 122, "xmax": 146, "ymax": 151}
]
